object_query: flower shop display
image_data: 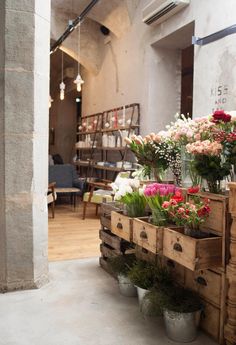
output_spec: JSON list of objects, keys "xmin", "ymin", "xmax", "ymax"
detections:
[
  {"xmin": 108, "ymin": 254, "xmax": 137, "ymax": 297},
  {"xmin": 125, "ymin": 134, "xmax": 181, "ymax": 184}
]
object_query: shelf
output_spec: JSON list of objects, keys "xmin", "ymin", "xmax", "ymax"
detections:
[
  {"xmin": 77, "ymin": 125, "xmax": 139, "ymax": 136},
  {"xmin": 75, "ymin": 161, "xmax": 134, "ymax": 172},
  {"xmin": 76, "ymin": 146, "xmax": 128, "ymax": 151}
]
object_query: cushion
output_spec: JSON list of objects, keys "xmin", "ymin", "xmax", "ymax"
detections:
[{"xmin": 83, "ymin": 190, "xmax": 113, "ymax": 204}]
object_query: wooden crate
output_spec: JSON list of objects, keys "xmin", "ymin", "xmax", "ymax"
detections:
[
  {"xmin": 162, "ymin": 257, "xmax": 185, "ymax": 286},
  {"xmin": 200, "ymin": 301, "xmax": 221, "ymax": 340},
  {"xmin": 133, "ymin": 217, "xmax": 163, "ymax": 254},
  {"xmin": 163, "ymin": 228, "xmax": 222, "ymax": 271},
  {"xmin": 135, "ymin": 245, "xmax": 157, "ymax": 263},
  {"xmin": 100, "ymin": 243, "xmax": 120, "ymax": 258},
  {"xmin": 185, "ymin": 269, "xmax": 222, "ymax": 307},
  {"xmin": 188, "ymin": 192, "xmax": 229, "ymax": 235},
  {"xmin": 100, "ymin": 215, "xmax": 111, "ymax": 229},
  {"xmin": 111, "ymin": 211, "xmax": 133, "ymax": 242},
  {"xmin": 99, "ymin": 257, "xmax": 116, "ymax": 278},
  {"xmin": 133, "ymin": 218, "xmax": 183, "ymax": 254}
]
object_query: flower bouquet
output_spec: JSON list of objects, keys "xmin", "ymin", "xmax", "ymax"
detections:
[
  {"xmin": 111, "ymin": 178, "xmax": 146, "ymax": 217},
  {"xmin": 144, "ymin": 183, "xmax": 183, "ymax": 226},
  {"xmin": 161, "ymin": 188, "xmax": 210, "ymax": 237},
  {"xmin": 125, "ymin": 134, "xmax": 181, "ymax": 184}
]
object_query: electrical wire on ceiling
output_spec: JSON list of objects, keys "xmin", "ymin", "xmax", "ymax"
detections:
[{"xmin": 50, "ymin": 0, "xmax": 100, "ymax": 54}]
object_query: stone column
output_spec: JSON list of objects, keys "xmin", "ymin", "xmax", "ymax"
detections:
[{"xmin": 0, "ymin": 0, "xmax": 50, "ymax": 291}]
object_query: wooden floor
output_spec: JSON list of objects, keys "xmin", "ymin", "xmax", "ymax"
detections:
[{"xmin": 48, "ymin": 203, "xmax": 101, "ymax": 261}]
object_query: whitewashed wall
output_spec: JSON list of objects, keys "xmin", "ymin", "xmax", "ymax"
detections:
[{"xmin": 82, "ymin": 0, "xmax": 236, "ymax": 133}]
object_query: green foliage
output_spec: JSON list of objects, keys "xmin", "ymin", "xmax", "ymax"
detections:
[
  {"xmin": 107, "ymin": 254, "xmax": 136, "ymax": 276},
  {"xmin": 128, "ymin": 259, "xmax": 172, "ymax": 290},
  {"xmin": 121, "ymin": 192, "xmax": 146, "ymax": 217},
  {"xmin": 193, "ymin": 154, "xmax": 231, "ymax": 182},
  {"xmin": 144, "ymin": 285, "xmax": 202, "ymax": 316}
]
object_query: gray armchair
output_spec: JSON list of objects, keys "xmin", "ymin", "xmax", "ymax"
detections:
[{"xmin": 49, "ymin": 164, "xmax": 86, "ymax": 208}]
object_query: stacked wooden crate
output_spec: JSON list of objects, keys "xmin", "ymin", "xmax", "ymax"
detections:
[
  {"xmin": 103, "ymin": 192, "xmax": 231, "ymax": 345},
  {"xmin": 99, "ymin": 202, "xmax": 134, "ymax": 276}
]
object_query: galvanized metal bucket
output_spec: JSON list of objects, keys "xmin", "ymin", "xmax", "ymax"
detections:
[
  {"xmin": 164, "ymin": 308, "xmax": 201, "ymax": 342},
  {"xmin": 118, "ymin": 274, "xmax": 137, "ymax": 297},
  {"xmin": 136, "ymin": 286, "xmax": 149, "ymax": 306}
]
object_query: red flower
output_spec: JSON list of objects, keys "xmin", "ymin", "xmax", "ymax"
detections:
[
  {"xmin": 171, "ymin": 191, "xmax": 184, "ymax": 203},
  {"xmin": 212, "ymin": 110, "xmax": 231, "ymax": 123},
  {"xmin": 197, "ymin": 205, "xmax": 210, "ymax": 216},
  {"xmin": 188, "ymin": 186, "xmax": 200, "ymax": 194}
]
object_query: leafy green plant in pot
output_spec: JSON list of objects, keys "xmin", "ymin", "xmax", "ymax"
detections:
[
  {"xmin": 128, "ymin": 259, "xmax": 172, "ymax": 307},
  {"xmin": 144, "ymin": 284, "xmax": 203, "ymax": 342},
  {"xmin": 108, "ymin": 254, "xmax": 137, "ymax": 297}
]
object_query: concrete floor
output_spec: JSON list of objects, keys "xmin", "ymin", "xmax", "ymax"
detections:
[{"xmin": 0, "ymin": 258, "xmax": 217, "ymax": 345}]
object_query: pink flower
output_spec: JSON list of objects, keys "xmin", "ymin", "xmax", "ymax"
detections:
[
  {"xmin": 177, "ymin": 207, "xmax": 185, "ymax": 214},
  {"xmin": 162, "ymin": 201, "xmax": 170, "ymax": 208}
]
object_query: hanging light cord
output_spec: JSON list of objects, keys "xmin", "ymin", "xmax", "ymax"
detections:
[
  {"xmin": 78, "ymin": 18, "xmax": 81, "ymax": 74},
  {"xmin": 61, "ymin": 50, "xmax": 64, "ymax": 82}
]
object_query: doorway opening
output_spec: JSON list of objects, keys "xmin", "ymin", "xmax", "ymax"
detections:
[{"xmin": 181, "ymin": 45, "xmax": 194, "ymax": 117}]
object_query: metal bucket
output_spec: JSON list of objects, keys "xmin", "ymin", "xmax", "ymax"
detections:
[
  {"xmin": 118, "ymin": 275, "xmax": 137, "ymax": 297},
  {"xmin": 136, "ymin": 286, "xmax": 149, "ymax": 306},
  {"xmin": 164, "ymin": 309, "xmax": 201, "ymax": 342}
]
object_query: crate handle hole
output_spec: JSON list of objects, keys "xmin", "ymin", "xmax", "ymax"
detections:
[
  {"xmin": 117, "ymin": 222, "xmax": 123, "ymax": 229},
  {"xmin": 140, "ymin": 231, "xmax": 148, "ymax": 239},
  {"xmin": 173, "ymin": 243, "xmax": 182, "ymax": 252},
  {"xmin": 195, "ymin": 276, "xmax": 207, "ymax": 286}
]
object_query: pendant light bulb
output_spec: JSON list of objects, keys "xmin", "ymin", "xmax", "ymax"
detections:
[
  {"xmin": 60, "ymin": 82, "xmax": 65, "ymax": 100},
  {"xmin": 59, "ymin": 50, "xmax": 65, "ymax": 100},
  {"xmin": 74, "ymin": 73, "xmax": 84, "ymax": 93}
]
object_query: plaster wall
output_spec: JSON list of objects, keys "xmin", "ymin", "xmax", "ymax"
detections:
[{"xmin": 82, "ymin": 0, "xmax": 236, "ymax": 134}]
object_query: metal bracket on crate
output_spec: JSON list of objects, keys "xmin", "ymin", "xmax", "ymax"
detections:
[{"xmin": 192, "ymin": 24, "xmax": 236, "ymax": 46}]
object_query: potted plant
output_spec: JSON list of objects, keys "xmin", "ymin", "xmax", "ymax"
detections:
[
  {"xmin": 108, "ymin": 254, "xmax": 137, "ymax": 297},
  {"xmin": 128, "ymin": 259, "xmax": 172, "ymax": 306},
  {"xmin": 144, "ymin": 285, "xmax": 202, "ymax": 342}
]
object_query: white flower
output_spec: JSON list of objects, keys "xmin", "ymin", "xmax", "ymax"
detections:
[{"xmin": 129, "ymin": 179, "xmax": 140, "ymax": 189}]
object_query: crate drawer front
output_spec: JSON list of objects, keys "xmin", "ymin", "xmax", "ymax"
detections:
[
  {"xmin": 185, "ymin": 269, "xmax": 222, "ymax": 307},
  {"xmin": 135, "ymin": 245, "xmax": 157, "ymax": 263},
  {"xmin": 163, "ymin": 228, "xmax": 222, "ymax": 271},
  {"xmin": 201, "ymin": 199, "xmax": 225, "ymax": 234},
  {"xmin": 133, "ymin": 218, "xmax": 163, "ymax": 254},
  {"xmin": 163, "ymin": 258, "xmax": 185, "ymax": 285},
  {"xmin": 111, "ymin": 211, "xmax": 133, "ymax": 241},
  {"xmin": 100, "ymin": 215, "xmax": 111, "ymax": 229},
  {"xmin": 200, "ymin": 302, "xmax": 220, "ymax": 340}
]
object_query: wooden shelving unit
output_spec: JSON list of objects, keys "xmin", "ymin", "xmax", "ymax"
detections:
[{"xmin": 75, "ymin": 103, "xmax": 140, "ymax": 181}]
